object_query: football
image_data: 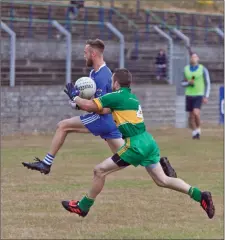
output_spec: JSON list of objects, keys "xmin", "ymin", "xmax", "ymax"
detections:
[{"xmin": 75, "ymin": 77, "xmax": 96, "ymax": 100}]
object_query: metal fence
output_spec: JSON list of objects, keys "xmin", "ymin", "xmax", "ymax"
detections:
[
  {"xmin": 1, "ymin": 18, "xmax": 125, "ymax": 87},
  {"xmin": 3, "ymin": 0, "xmax": 224, "ymax": 45}
]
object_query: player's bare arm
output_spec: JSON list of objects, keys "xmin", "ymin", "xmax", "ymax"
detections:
[
  {"xmin": 73, "ymin": 96, "xmax": 110, "ymax": 114},
  {"xmin": 74, "ymin": 96, "xmax": 98, "ymax": 112}
]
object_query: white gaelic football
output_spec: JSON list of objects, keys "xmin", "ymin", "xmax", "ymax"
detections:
[{"xmin": 75, "ymin": 77, "xmax": 96, "ymax": 99}]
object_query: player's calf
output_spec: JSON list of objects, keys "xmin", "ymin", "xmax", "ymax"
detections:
[{"xmin": 147, "ymin": 164, "xmax": 215, "ymax": 219}]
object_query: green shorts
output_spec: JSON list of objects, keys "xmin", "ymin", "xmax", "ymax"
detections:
[{"xmin": 117, "ymin": 131, "xmax": 160, "ymax": 167}]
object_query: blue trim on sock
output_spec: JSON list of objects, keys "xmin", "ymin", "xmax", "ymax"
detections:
[{"xmin": 46, "ymin": 156, "xmax": 53, "ymax": 161}]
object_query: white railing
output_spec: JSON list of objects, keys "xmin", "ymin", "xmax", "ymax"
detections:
[{"xmin": 1, "ymin": 21, "xmax": 16, "ymax": 87}]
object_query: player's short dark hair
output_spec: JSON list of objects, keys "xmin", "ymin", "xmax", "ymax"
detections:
[
  {"xmin": 86, "ymin": 39, "xmax": 105, "ymax": 53},
  {"xmin": 113, "ymin": 68, "xmax": 132, "ymax": 88}
]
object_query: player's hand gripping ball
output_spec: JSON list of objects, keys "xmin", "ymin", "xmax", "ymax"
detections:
[
  {"xmin": 75, "ymin": 77, "xmax": 96, "ymax": 100},
  {"xmin": 64, "ymin": 83, "xmax": 80, "ymax": 101}
]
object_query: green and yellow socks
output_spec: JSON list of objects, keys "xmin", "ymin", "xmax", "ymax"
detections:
[
  {"xmin": 188, "ymin": 187, "xmax": 202, "ymax": 202},
  {"xmin": 78, "ymin": 195, "xmax": 95, "ymax": 212}
]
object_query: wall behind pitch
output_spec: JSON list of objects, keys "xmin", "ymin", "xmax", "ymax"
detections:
[
  {"xmin": 1, "ymin": 39, "xmax": 223, "ymax": 62},
  {"xmin": 1, "ymin": 84, "xmax": 221, "ymax": 136}
]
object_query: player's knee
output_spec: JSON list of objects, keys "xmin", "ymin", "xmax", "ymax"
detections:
[
  {"xmin": 93, "ymin": 165, "xmax": 106, "ymax": 178},
  {"xmin": 190, "ymin": 113, "xmax": 195, "ymax": 120},
  {"xmin": 56, "ymin": 120, "xmax": 68, "ymax": 132}
]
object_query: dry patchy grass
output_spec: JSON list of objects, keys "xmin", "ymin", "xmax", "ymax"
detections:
[{"xmin": 1, "ymin": 126, "xmax": 224, "ymax": 239}]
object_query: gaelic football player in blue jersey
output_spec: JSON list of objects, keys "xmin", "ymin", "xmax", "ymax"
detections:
[{"xmin": 22, "ymin": 39, "xmax": 123, "ymax": 174}]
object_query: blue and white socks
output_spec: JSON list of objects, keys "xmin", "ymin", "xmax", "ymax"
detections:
[{"xmin": 42, "ymin": 153, "xmax": 55, "ymax": 166}]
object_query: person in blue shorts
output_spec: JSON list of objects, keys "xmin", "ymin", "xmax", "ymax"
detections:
[{"xmin": 22, "ymin": 39, "xmax": 124, "ymax": 174}]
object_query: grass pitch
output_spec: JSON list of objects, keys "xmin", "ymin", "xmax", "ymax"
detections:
[{"xmin": 1, "ymin": 126, "xmax": 224, "ymax": 239}]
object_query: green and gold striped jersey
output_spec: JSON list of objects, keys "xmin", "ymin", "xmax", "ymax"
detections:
[{"xmin": 93, "ymin": 87, "xmax": 146, "ymax": 138}]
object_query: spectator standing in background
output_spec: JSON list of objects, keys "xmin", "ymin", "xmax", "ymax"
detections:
[
  {"xmin": 57, "ymin": 0, "xmax": 84, "ymax": 39},
  {"xmin": 66, "ymin": 0, "xmax": 84, "ymax": 20},
  {"xmin": 155, "ymin": 49, "xmax": 167, "ymax": 80},
  {"xmin": 181, "ymin": 53, "xmax": 211, "ymax": 140}
]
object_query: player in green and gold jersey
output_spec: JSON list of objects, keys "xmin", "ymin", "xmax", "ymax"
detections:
[{"xmin": 61, "ymin": 68, "xmax": 215, "ymax": 219}]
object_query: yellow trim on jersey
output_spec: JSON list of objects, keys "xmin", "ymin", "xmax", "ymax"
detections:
[
  {"xmin": 112, "ymin": 110, "xmax": 144, "ymax": 126},
  {"xmin": 93, "ymin": 98, "xmax": 103, "ymax": 111},
  {"xmin": 117, "ymin": 138, "xmax": 130, "ymax": 156}
]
